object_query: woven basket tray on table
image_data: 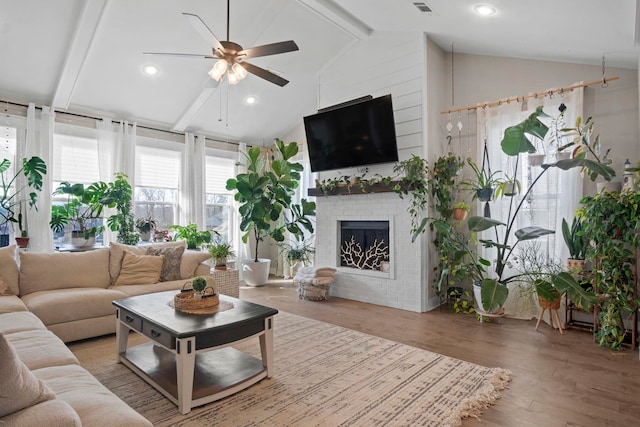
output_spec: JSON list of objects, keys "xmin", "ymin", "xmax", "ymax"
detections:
[{"xmin": 174, "ymin": 288, "xmax": 219, "ymax": 312}]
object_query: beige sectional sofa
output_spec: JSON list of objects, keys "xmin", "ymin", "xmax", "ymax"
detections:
[{"xmin": 0, "ymin": 241, "xmax": 232, "ymax": 426}]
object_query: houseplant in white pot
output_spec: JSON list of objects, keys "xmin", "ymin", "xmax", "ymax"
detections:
[{"xmin": 226, "ymin": 139, "xmax": 316, "ymax": 286}]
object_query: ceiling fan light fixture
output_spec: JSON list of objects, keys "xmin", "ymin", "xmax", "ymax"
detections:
[
  {"xmin": 232, "ymin": 63, "xmax": 248, "ymax": 80},
  {"xmin": 227, "ymin": 69, "xmax": 241, "ymax": 85},
  {"xmin": 208, "ymin": 59, "xmax": 228, "ymax": 81}
]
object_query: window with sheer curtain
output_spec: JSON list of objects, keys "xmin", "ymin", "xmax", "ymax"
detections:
[
  {"xmin": 0, "ymin": 127, "xmax": 17, "ymax": 236},
  {"xmin": 478, "ymin": 88, "xmax": 584, "ymax": 318},
  {"xmin": 52, "ymin": 130, "xmax": 104, "ymax": 244},
  {"xmin": 134, "ymin": 142, "xmax": 182, "ymax": 229},
  {"xmin": 205, "ymin": 153, "xmax": 234, "ymax": 243}
]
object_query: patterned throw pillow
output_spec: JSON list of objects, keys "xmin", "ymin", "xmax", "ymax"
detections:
[{"xmin": 146, "ymin": 245, "xmax": 186, "ymax": 282}]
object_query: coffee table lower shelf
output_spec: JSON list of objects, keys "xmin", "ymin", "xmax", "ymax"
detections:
[{"xmin": 120, "ymin": 342, "xmax": 267, "ymax": 409}]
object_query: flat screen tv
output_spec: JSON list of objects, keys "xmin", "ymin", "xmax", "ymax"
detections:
[{"xmin": 303, "ymin": 94, "xmax": 399, "ymax": 172}]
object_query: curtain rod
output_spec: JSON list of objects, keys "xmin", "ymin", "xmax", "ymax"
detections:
[
  {"xmin": 440, "ymin": 76, "xmax": 620, "ymax": 115},
  {"xmin": 0, "ymin": 98, "xmax": 240, "ymax": 147}
]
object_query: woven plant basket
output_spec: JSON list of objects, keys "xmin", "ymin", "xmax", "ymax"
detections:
[
  {"xmin": 174, "ymin": 288, "xmax": 219, "ymax": 312},
  {"xmin": 538, "ymin": 292, "xmax": 561, "ymax": 310}
]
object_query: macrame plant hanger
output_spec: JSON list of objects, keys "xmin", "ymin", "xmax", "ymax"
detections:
[{"xmin": 480, "ymin": 137, "xmax": 492, "ymax": 218}]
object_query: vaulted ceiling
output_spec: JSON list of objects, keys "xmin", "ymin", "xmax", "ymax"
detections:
[{"xmin": 0, "ymin": 0, "xmax": 638, "ymax": 145}]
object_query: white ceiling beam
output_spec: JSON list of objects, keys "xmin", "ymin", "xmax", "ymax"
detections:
[
  {"xmin": 52, "ymin": 0, "xmax": 108, "ymax": 109},
  {"xmin": 635, "ymin": 0, "xmax": 640, "ymax": 45},
  {"xmin": 172, "ymin": 80, "xmax": 219, "ymax": 132},
  {"xmin": 298, "ymin": 0, "xmax": 372, "ymax": 39}
]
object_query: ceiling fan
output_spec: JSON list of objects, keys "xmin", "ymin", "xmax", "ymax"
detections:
[{"xmin": 144, "ymin": 0, "xmax": 299, "ymax": 87}]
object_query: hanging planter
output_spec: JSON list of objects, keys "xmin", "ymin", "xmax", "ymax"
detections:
[{"xmin": 528, "ymin": 153, "xmax": 545, "ymax": 166}]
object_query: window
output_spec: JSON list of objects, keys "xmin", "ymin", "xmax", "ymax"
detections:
[
  {"xmin": 0, "ymin": 126, "xmax": 17, "ymax": 236},
  {"xmin": 205, "ymin": 154, "xmax": 234, "ymax": 243},
  {"xmin": 52, "ymin": 129, "xmax": 104, "ymax": 245},
  {"xmin": 135, "ymin": 141, "xmax": 182, "ymax": 229}
]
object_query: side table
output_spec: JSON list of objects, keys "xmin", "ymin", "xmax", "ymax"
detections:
[{"xmin": 211, "ymin": 268, "xmax": 239, "ymax": 298}]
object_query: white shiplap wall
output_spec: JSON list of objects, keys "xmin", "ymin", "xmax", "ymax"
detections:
[{"xmin": 313, "ymin": 32, "xmax": 436, "ymax": 312}]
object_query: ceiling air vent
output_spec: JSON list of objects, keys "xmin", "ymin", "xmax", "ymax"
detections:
[{"xmin": 413, "ymin": 2, "xmax": 433, "ymax": 13}]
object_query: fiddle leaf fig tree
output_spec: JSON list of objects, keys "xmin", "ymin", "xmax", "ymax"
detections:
[{"xmin": 226, "ymin": 140, "xmax": 316, "ymax": 262}]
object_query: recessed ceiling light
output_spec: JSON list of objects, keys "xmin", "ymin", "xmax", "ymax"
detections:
[
  {"xmin": 245, "ymin": 96, "xmax": 257, "ymax": 105},
  {"xmin": 473, "ymin": 4, "xmax": 496, "ymax": 16},
  {"xmin": 142, "ymin": 64, "xmax": 159, "ymax": 76}
]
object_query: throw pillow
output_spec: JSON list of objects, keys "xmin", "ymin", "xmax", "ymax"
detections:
[
  {"xmin": 146, "ymin": 245, "xmax": 185, "ymax": 281},
  {"xmin": 0, "ymin": 245, "xmax": 19, "ymax": 295},
  {"xmin": 0, "ymin": 332, "xmax": 56, "ymax": 417},
  {"xmin": 180, "ymin": 251, "xmax": 211, "ymax": 279},
  {"xmin": 114, "ymin": 251, "xmax": 164, "ymax": 286},
  {"xmin": 0, "ymin": 276, "xmax": 13, "ymax": 295},
  {"xmin": 109, "ymin": 241, "xmax": 185, "ymax": 284}
]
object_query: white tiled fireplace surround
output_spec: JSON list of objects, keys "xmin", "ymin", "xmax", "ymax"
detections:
[{"xmin": 314, "ymin": 191, "xmax": 432, "ymax": 312}]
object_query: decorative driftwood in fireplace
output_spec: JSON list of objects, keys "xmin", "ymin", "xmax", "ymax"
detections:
[{"xmin": 340, "ymin": 220, "xmax": 389, "ymax": 271}]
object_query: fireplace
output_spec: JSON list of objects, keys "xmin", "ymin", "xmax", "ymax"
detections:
[{"xmin": 339, "ymin": 220, "xmax": 390, "ymax": 272}]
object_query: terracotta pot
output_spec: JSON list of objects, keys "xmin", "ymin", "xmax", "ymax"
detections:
[
  {"xmin": 15, "ymin": 236, "xmax": 29, "ymax": 248},
  {"xmin": 452, "ymin": 208, "xmax": 468, "ymax": 221}
]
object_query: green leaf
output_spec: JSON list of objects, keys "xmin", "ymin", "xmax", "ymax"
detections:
[
  {"xmin": 514, "ymin": 226, "xmax": 555, "ymax": 241},
  {"xmin": 479, "ymin": 278, "xmax": 509, "ymax": 313},
  {"xmin": 468, "ymin": 215, "xmax": 505, "ymax": 232}
]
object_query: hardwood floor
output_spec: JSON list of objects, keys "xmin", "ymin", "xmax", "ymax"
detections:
[{"xmin": 240, "ymin": 279, "xmax": 640, "ymax": 427}]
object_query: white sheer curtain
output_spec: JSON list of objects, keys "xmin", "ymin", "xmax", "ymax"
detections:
[
  {"xmin": 181, "ymin": 133, "xmax": 205, "ymax": 227},
  {"xmin": 97, "ymin": 118, "xmax": 117, "ymax": 245},
  {"xmin": 478, "ymin": 87, "xmax": 583, "ymax": 319},
  {"xmin": 231, "ymin": 143, "xmax": 251, "ymax": 272},
  {"xmin": 24, "ymin": 104, "xmax": 55, "ymax": 252}
]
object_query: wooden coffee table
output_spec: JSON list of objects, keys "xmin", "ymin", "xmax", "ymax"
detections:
[{"xmin": 112, "ymin": 291, "xmax": 278, "ymax": 414}]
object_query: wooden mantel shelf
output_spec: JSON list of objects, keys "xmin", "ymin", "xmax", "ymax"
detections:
[{"xmin": 308, "ymin": 181, "xmax": 409, "ymax": 197}]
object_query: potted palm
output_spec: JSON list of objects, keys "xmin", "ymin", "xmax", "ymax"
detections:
[
  {"xmin": 207, "ymin": 241, "xmax": 235, "ymax": 270},
  {"xmin": 277, "ymin": 239, "xmax": 315, "ymax": 278},
  {"xmin": 226, "ymin": 139, "xmax": 316, "ymax": 286},
  {"xmin": 0, "ymin": 156, "xmax": 47, "ymax": 247}
]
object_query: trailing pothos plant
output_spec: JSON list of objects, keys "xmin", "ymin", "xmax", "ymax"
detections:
[
  {"xmin": 468, "ymin": 106, "xmax": 615, "ymax": 313},
  {"xmin": 578, "ymin": 190, "xmax": 640, "ymax": 349},
  {"xmin": 392, "ymin": 155, "xmax": 430, "ymax": 241}
]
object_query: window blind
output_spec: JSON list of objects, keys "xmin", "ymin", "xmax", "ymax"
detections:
[
  {"xmin": 205, "ymin": 156, "xmax": 234, "ymax": 194},
  {"xmin": 52, "ymin": 134, "xmax": 100, "ymax": 183},
  {"xmin": 135, "ymin": 145, "xmax": 181, "ymax": 189}
]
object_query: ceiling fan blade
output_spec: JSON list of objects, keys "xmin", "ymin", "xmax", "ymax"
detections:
[
  {"xmin": 182, "ymin": 12, "xmax": 225, "ymax": 52},
  {"xmin": 240, "ymin": 62, "xmax": 289, "ymax": 87},
  {"xmin": 143, "ymin": 52, "xmax": 216, "ymax": 59},
  {"xmin": 238, "ymin": 40, "xmax": 299, "ymax": 59}
]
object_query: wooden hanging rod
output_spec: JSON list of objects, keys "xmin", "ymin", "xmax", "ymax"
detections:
[{"xmin": 440, "ymin": 76, "xmax": 619, "ymax": 115}]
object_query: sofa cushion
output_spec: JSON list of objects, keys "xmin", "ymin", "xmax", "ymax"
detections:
[
  {"xmin": 19, "ymin": 249, "xmax": 111, "ymax": 296},
  {"xmin": 114, "ymin": 251, "xmax": 164, "ymax": 286},
  {"xmin": 21, "ymin": 288, "xmax": 127, "ymax": 327},
  {"xmin": 0, "ymin": 245, "xmax": 19, "ymax": 295},
  {"xmin": 145, "ymin": 245, "xmax": 185, "ymax": 281},
  {"xmin": 6, "ymin": 329, "xmax": 79, "ymax": 370},
  {"xmin": 181, "ymin": 250, "xmax": 211, "ymax": 279},
  {"xmin": 0, "ymin": 311, "xmax": 46, "ymax": 335},
  {"xmin": 34, "ymin": 364, "xmax": 152, "ymax": 426},
  {"xmin": 0, "ymin": 399, "xmax": 81, "ymax": 427},
  {"xmin": 0, "ymin": 295, "xmax": 29, "ymax": 313},
  {"xmin": 109, "ymin": 241, "xmax": 185, "ymax": 284},
  {"xmin": 0, "ymin": 332, "xmax": 56, "ymax": 418}
]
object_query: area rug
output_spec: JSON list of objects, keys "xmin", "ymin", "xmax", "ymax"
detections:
[{"xmin": 70, "ymin": 312, "xmax": 512, "ymax": 426}]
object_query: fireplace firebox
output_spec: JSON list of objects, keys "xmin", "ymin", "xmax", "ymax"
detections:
[{"xmin": 339, "ymin": 220, "xmax": 389, "ymax": 271}]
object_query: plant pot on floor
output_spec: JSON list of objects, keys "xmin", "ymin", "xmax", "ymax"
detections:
[
  {"xmin": 241, "ymin": 258, "xmax": 271, "ymax": 286},
  {"xmin": 473, "ymin": 281, "xmax": 505, "ymax": 315}
]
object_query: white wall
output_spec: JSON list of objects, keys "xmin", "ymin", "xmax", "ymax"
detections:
[{"xmin": 442, "ymin": 53, "xmax": 639, "ymax": 195}]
